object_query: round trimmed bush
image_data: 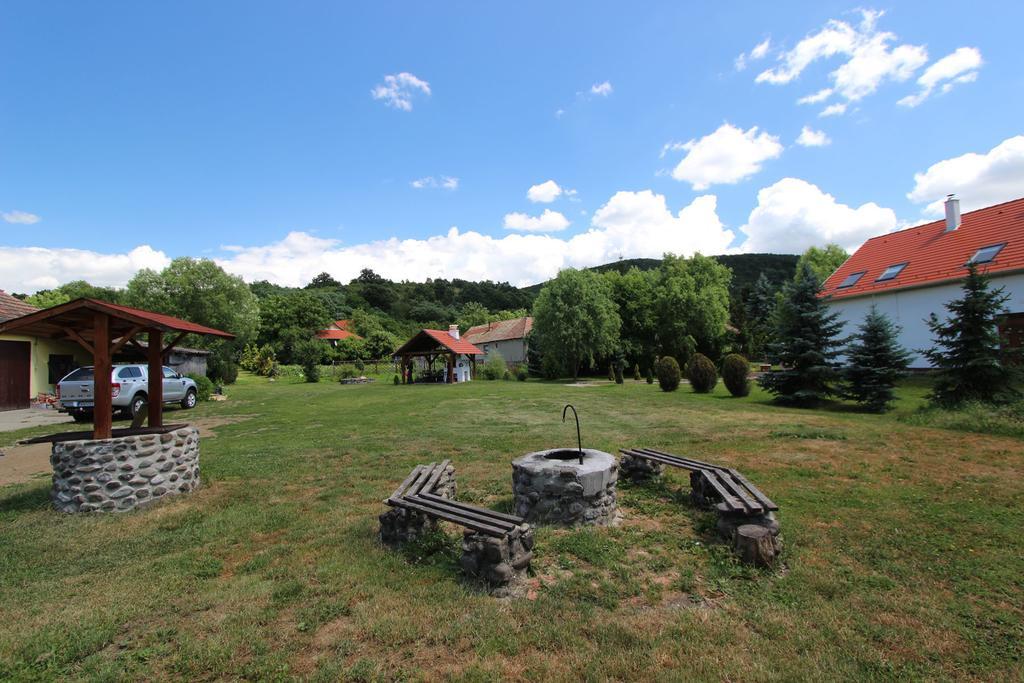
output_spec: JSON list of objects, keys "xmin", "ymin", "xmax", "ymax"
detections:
[
  {"xmin": 646, "ymin": 368, "xmax": 654, "ymax": 384},
  {"xmin": 686, "ymin": 353, "xmax": 717, "ymax": 393},
  {"xmin": 633, "ymin": 364, "xmax": 641, "ymax": 381},
  {"xmin": 393, "ymin": 374, "xmax": 401, "ymax": 385},
  {"xmin": 187, "ymin": 374, "xmax": 214, "ymax": 402},
  {"xmin": 655, "ymin": 356, "xmax": 681, "ymax": 392},
  {"xmin": 516, "ymin": 365, "xmax": 528, "ymax": 381},
  {"xmin": 722, "ymin": 353, "xmax": 751, "ymax": 397}
]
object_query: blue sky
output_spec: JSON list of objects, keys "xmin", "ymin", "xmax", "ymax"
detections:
[{"xmin": 2, "ymin": 1, "xmax": 1022, "ymax": 292}]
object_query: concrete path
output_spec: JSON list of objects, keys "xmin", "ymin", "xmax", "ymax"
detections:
[{"xmin": 0, "ymin": 408, "xmax": 73, "ymax": 433}]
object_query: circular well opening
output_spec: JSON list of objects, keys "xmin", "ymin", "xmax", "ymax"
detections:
[{"xmin": 543, "ymin": 449, "xmax": 585, "ymax": 461}]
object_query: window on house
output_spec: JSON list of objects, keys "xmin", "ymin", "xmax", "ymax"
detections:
[
  {"xmin": 968, "ymin": 243, "xmax": 1006, "ymax": 265},
  {"xmin": 876, "ymin": 263, "xmax": 908, "ymax": 282},
  {"xmin": 837, "ymin": 271, "xmax": 865, "ymax": 288}
]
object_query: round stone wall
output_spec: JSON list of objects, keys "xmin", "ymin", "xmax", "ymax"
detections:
[
  {"xmin": 511, "ymin": 448, "xmax": 618, "ymax": 526},
  {"xmin": 50, "ymin": 426, "xmax": 200, "ymax": 513}
]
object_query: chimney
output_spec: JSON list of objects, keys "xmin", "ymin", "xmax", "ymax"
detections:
[
  {"xmin": 944, "ymin": 194, "xmax": 961, "ymax": 232},
  {"xmin": 448, "ymin": 324, "xmax": 460, "ymax": 340}
]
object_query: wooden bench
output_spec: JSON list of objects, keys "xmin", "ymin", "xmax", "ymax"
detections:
[
  {"xmin": 619, "ymin": 448, "xmax": 778, "ymax": 516},
  {"xmin": 381, "ymin": 460, "xmax": 534, "ymax": 593},
  {"xmin": 384, "ymin": 460, "xmax": 524, "ymax": 538}
]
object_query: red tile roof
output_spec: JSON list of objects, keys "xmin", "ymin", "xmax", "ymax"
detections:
[
  {"xmin": 463, "ymin": 316, "xmax": 533, "ymax": 345},
  {"xmin": 822, "ymin": 197, "xmax": 1024, "ymax": 300},
  {"xmin": 393, "ymin": 329, "xmax": 484, "ymax": 356},
  {"xmin": 0, "ymin": 290, "xmax": 40, "ymax": 323},
  {"xmin": 317, "ymin": 319, "xmax": 362, "ymax": 341}
]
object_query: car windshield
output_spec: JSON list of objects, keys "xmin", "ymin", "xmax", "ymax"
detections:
[{"xmin": 63, "ymin": 367, "xmax": 94, "ymax": 381}]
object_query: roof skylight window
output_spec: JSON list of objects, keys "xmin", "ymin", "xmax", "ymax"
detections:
[
  {"xmin": 837, "ymin": 271, "xmax": 865, "ymax": 288},
  {"xmin": 968, "ymin": 243, "xmax": 1006, "ymax": 265},
  {"xmin": 876, "ymin": 262, "xmax": 908, "ymax": 282}
]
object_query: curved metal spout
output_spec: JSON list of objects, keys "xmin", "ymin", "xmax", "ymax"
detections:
[{"xmin": 562, "ymin": 404, "xmax": 583, "ymax": 464}]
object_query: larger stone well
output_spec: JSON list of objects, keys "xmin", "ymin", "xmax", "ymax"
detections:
[{"xmin": 512, "ymin": 448, "xmax": 618, "ymax": 526}]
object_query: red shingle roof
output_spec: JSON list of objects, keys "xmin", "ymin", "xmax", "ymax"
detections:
[
  {"xmin": 317, "ymin": 319, "xmax": 362, "ymax": 341},
  {"xmin": 0, "ymin": 298, "xmax": 235, "ymax": 339},
  {"xmin": 823, "ymin": 197, "xmax": 1024, "ymax": 300},
  {"xmin": 463, "ymin": 316, "xmax": 533, "ymax": 345},
  {"xmin": 0, "ymin": 290, "xmax": 40, "ymax": 323},
  {"xmin": 393, "ymin": 329, "xmax": 484, "ymax": 356}
]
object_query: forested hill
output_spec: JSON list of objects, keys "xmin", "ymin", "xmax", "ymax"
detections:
[{"xmin": 522, "ymin": 253, "xmax": 799, "ymax": 297}]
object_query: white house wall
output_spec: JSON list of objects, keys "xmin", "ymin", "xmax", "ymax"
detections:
[
  {"xmin": 477, "ymin": 338, "xmax": 528, "ymax": 364},
  {"xmin": 828, "ymin": 272, "xmax": 1024, "ymax": 368}
]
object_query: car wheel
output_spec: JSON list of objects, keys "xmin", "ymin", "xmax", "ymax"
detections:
[
  {"xmin": 130, "ymin": 394, "xmax": 148, "ymax": 418},
  {"xmin": 181, "ymin": 389, "xmax": 198, "ymax": 409}
]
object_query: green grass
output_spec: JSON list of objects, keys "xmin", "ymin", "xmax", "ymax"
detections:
[{"xmin": 1, "ymin": 373, "xmax": 1022, "ymax": 680}]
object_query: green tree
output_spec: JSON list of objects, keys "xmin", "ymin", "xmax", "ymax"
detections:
[
  {"xmin": 841, "ymin": 306, "xmax": 912, "ymax": 412},
  {"xmin": 26, "ymin": 280, "xmax": 125, "ymax": 308},
  {"xmin": 920, "ymin": 264, "xmax": 1021, "ymax": 406},
  {"xmin": 795, "ymin": 244, "xmax": 849, "ymax": 284},
  {"xmin": 532, "ymin": 268, "xmax": 620, "ymax": 379},
  {"xmin": 293, "ymin": 339, "xmax": 325, "ymax": 382},
  {"xmin": 456, "ymin": 301, "xmax": 491, "ymax": 331},
  {"xmin": 758, "ymin": 263, "xmax": 845, "ymax": 406},
  {"xmin": 363, "ymin": 329, "xmax": 400, "ymax": 359},
  {"xmin": 654, "ymin": 253, "xmax": 731, "ymax": 362},
  {"xmin": 744, "ymin": 273, "xmax": 777, "ymax": 361},
  {"xmin": 256, "ymin": 291, "xmax": 332, "ymax": 364},
  {"xmin": 605, "ymin": 267, "xmax": 658, "ymax": 369}
]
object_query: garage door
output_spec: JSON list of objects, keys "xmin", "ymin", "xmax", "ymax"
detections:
[{"xmin": 0, "ymin": 340, "xmax": 31, "ymax": 411}]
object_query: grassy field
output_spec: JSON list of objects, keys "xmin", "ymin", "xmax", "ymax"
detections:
[{"xmin": 1, "ymin": 373, "xmax": 1021, "ymax": 681}]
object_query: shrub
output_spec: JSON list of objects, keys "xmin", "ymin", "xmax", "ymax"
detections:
[
  {"xmin": 607, "ymin": 364, "xmax": 615, "ymax": 382},
  {"xmin": 393, "ymin": 374, "xmax": 401, "ymax": 385},
  {"xmin": 187, "ymin": 374, "xmax": 214, "ymax": 401},
  {"xmin": 654, "ymin": 356, "xmax": 681, "ymax": 392},
  {"xmin": 207, "ymin": 357, "xmax": 239, "ymax": 385},
  {"xmin": 479, "ymin": 352, "xmax": 508, "ymax": 380},
  {"xmin": 503, "ymin": 370, "xmax": 512, "ymax": 381},
  {"xmin": 293, "ymin": 339, "xmax": 324, "ymax": 383},
  {"xmin": 614, "ymin": 364, "xmax": 624, "ymax": 384},
  {"xmin": 354, "ymin": 359, "xmax": 365, "ymax": 373},
  {"xmin": 633, "ymin": 364, "xmax": 641, "ymax": 381},
  {"xmin": 721, "ymin": 354, "xmax": 751, "ymax": 397},
  {"xmin": 516, "ymin": 365, "xmax": 528, "ymax": 381},
  {"xmin": 685, "ymin": 353, "xmax": 717, "ymax": 393}
]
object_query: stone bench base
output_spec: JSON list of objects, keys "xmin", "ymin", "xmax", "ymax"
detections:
[
  {"xmin": 51, "ymin": 426, "xmax": 200, "ymax": 513},
  {"xmin": 619, "ymin": 451, "xmax": 665, "ymax": 482},
  {"xmin": 459, "ymin": 525, "xmax": 534, "ymax": 596}
]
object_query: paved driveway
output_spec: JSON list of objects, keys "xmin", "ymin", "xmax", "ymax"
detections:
[{"xmin": 0, "ymin": 408, "xmax": 73, "ymax": 433}]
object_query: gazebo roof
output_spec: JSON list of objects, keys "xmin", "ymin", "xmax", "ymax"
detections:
[
  {"xmin": 393, "ymin": 329, "xmax": 483, "ymax": 357},
  {"xmin": 0, "ymin": 298, "xmax": 235, "ymax": 341}
]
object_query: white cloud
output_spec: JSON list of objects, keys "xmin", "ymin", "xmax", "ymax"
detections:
[
  {"xmin": 898, "ymin": 47, "xmax": 983, "ymax": 107},
  {"xmin": 527, "ymin": 180, "xmax": 563, "ymax": 203},
  {"xmin": 659, "ymin": 141, "xmax": 687, "ymax": 159},
  {"xmin": 755, "ymin": 10, "xmax": 930, "ymax": 115},
  {"xmin": 411, "ymin": 176, "xmax": 459, "ymax": 190},
  {"xmin": 907, "ymin": 135, "xmax": 1024, "ymax": 215},
  {"xmin": 555, "ymin": 108, "xmax": 565, "ymax": 118},
  {"xmin": 736, "ymin": 37, "xmax": 771, "ymax": 71},
  {"xmin": 371, "ymin": 72, "xmax": 431, "ymax": 111},
  {"xmin": 670, "ymin": 123, "xmax": 783, "ymax": 190},
  {"xmin": 2, "ymin": 210, "xmax": 41, "ymax": 225},
  {"xmin": 0, "ymin": 245, "xmax": 171, "ymax": 293},
  {"xmin": 740, "ymin": 177, "xmax": 898, "ymax": 253},
  {"xmin": 590, "ymin": 81, "xmax": 613, "ymax": 96},
  {"xmin": 796, "ymin": 126, "xmax": 831, "ymax": 147},
  {"xmin": 503, "ymin": 209, "xmax": 570, "ymax": 233},
  {"xmin": 819, "ymin": 103, "xmax": 847, "ymax": 117},
  {"xmin": 797, "ymin": 88, "xmax": 833, "ymax": 105}
]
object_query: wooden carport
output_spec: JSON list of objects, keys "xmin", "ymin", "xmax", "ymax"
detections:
[{"xmin": 0, "ymin": 298, "xmax": 234, "ymax": 439}]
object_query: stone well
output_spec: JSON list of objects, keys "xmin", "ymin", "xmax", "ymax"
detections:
[
  {"xmin": 50, "ymin": 426, "xmax": 200, "ymax": 513},
  {"xmin": 511, "ymin": 448, "xmax": 618, "ymax": 526}
]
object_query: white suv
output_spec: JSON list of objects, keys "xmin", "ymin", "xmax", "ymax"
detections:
[{"xmin": 57, "ymin": 364, "xmax": 199, "ymax": 422}]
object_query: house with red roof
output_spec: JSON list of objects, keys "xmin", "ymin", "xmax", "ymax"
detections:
[
  {"xmin": 316, "ymin": 319, "xmax": 362, "ymax": 346},
  {"xmin": 822, "ymin": 195, "xmax": 1024, "ymax": 368},
  {"xmin": 0, "ymin": 291, "xmax": 90, "ymax": 410},
  {"xmin": 462, "ymin": 316, "xmax": 533, "ymax": 366},
  {"xmin": 393, "ymin": 325, "xmax": 484, "ymax": 383}
]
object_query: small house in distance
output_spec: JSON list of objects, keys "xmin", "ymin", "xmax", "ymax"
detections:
[
  {"xmin": 822, "ymin": 195, "xmax": 1024, "ymax": 367},
  {"xmin": 463, "ymin": 316, "xmax": 533, "ymax": 367},
  {"xmin": 316, "ymin": 319, "xmax": 362, "ymax": 347}
]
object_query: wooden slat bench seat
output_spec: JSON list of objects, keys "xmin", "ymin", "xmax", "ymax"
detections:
[{"xmin": 619, "ymin": 447, "xmax": 778, "ymax": 515}]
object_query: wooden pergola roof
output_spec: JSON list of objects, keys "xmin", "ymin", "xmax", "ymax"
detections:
[
  {"xmin": 393, "ymin": 329, "xmax": 483, "ymax": 357},
  {"xmin": 0, "ymin": 298, "xmax": 233, "ymax": 440}
]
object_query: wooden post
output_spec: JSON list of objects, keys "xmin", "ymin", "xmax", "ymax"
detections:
[
  {"xmin": 93, "ymin": 312, "xmax": 112, "ymax": 440},
  {"xmin": 148, "ymin": 328, "xmax": 164, "ymax": 428},
  {"xmin": 449, "ymin": 353, "xmax": 456, "ymax": 383}
]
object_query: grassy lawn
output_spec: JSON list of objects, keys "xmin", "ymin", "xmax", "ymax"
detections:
[{"xmin": 1, "ymin": 373, "xmax": 1022, "ymax": 681}]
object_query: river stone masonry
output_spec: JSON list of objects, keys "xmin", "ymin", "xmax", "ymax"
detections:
[
  {"xmin": 512, "ymin": 448, "xmax": 619, "ymax": 526},
  {"xmin": 50, "ymin": 426, "xmax": 200, "ymax": 513},
  {"xmin": 618, "ymin": 450, "xmax": 665, "ymax": 482},
  {"xmin": 460, "ymin": 523, "xmax": 534, "ymax": 596}
]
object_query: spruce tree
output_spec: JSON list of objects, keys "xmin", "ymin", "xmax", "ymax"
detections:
[
  {"xmin": 758, "ymin": 263, "xmax": 845, "ymax": 406},
  {"xmin": 745, "ymin": 272, "xmax": 777, "ymax": 361},
  {"xmin": 841, "ymin": 306, "xmax": 911, "ymax": 412},
  {"xmin": 920, "ymin": 264, "xmax": 1021, "ymax": 406}
]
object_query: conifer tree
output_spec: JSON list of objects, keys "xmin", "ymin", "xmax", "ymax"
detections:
[
  {"xmin": 921, "ymin": 264, "xmax": 1021, "ymax": 406},
  {"xmin": 758, "ymin": 263, "xmax": 845, "ymax": 406},
  {"xmin": 745, "ymin": 272, "xmax": 777, "ymax": 361},
  {"xmin": 841, "ymin": 306, "xmax": 911, "ymax": 412}
]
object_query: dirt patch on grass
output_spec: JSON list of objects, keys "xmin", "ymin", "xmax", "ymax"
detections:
[
  {"xmin": 0, "ymin": 442, "xmax": 52, "ymax": 487},
  {"xmin": 190, "ymin": 414, "xmax": 258, "ymax": 438}
]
